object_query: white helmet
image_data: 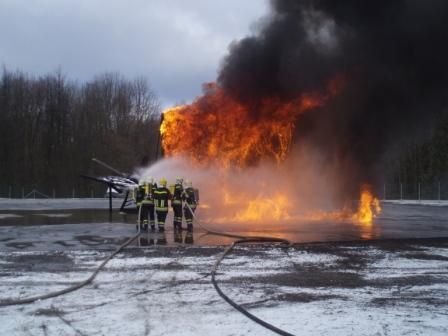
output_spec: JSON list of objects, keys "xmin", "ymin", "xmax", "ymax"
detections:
[
  {"xmin": 146, "ymin": 176, "xmax": 154, "ymax": 184},
  {"xmin": 176, "ymin": 176, "xmax": 183, "ymax": 185},
  {"xmin": 184, "ymin": 180, "xmax": 192, "ymax": 188}
]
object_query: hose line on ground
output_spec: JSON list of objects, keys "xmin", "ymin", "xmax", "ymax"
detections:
[
  {"xmin": 2, "ymin": 202, "xmax": 296, "ymax": 336},
  {"xmin": 0, "ymin": 233, "xmax": 140, "ymax": 307},
  {"xmin": 185, "ymin": 203, "xmax": 295, "ymax": 336}
]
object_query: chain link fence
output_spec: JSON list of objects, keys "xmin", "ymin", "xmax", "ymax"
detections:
[
  {"xmin": 1, "ymin": 186, "xmax": 106, "ymax": 199},
  {"xmin": 382, "ymin": 181, "xmax": 447, "ymax": 200}
]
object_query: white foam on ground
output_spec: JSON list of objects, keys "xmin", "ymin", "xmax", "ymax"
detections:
[{"xmin": 0, "ymin": 244, "xmax": 447, "ymax": 335}]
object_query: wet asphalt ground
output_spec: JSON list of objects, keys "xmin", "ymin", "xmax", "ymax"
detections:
[{"xmin": 1, "ymin": 200, "xmax": 448, "ymax": 251}]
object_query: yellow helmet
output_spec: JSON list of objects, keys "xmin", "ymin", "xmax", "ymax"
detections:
[{"xmin": 159, "ymin": 178, "xmax": 167, "ymax": 186}]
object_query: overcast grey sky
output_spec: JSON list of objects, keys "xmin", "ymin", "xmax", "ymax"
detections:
[{"xmin": 0, "ymin": 0, "xmax": 269, "ymax": 108}]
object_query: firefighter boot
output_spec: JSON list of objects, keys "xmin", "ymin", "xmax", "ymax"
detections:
[
  {"xmin": 174, "ymin": 231, "xmax": 182, "ymax": 243},
  {"xmin": 184, "ymin": 232, "xmax": 194, "ymax": 244}
]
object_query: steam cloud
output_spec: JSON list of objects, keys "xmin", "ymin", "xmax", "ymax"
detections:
[
  {"xmin": 141, "ymin": 152, "xmax": 342, "ymax": 227},
  {"xmin": 218, "ymin": 0, "xmax": 448, "ymax": 195}
]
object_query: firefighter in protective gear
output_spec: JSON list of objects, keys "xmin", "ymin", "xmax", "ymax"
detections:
[
  {"xmin": 182, "ymin": 180, "xmax": 197, "ymax": 232},
  {"xmin": 149, "ymin": 177, "xmax": 158, "ymax": 230},
  {"xmin": 135, "ymin": 179, "xmax": 146, "ymax": 231},
  {"xmin": 141, "ymin": 176, "xmax": 157, "ymax": 231},
  {"xmin": 154, "ymin": 178, "xmax": 171, "ymax": 232},
  {"xmin": 172, "ymin": 177, "xmax": 184, "ymax": 231}
]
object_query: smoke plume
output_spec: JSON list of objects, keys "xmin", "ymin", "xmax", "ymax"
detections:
[{"xmin": 218, "ymin": 0, "xmax": 448, "ymax": 195}]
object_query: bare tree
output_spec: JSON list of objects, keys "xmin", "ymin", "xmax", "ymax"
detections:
[{"xmin": 0, "ymin": 68, "xmax": 161, "ymax": 197}]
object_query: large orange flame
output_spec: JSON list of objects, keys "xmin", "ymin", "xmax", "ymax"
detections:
[{"xmin": 161, "ymin": 80, "xmax": 342, "ymax": 168}]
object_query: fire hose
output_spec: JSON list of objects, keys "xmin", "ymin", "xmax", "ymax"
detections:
[
  {"xmin": 0, "ymin": 202, "xmax": 146, "ymax": 307},
  {"xmin": 1, "ymin": 203, "xmax": 295, "ymax": 335},
  {"xmin": 185, "ymin": 203, "xmax": 295, "ymax": 336}
]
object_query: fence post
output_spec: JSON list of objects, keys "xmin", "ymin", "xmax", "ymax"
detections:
[
  {"xmin": 72, "ymin": 188, "xmax": 75, "ymax": 199},
  {"xmin": 400, "ymin": 183, "xmax": 403, "ymax": 200},
  {"xmin": 91, "ymin": 189, "xmax": 94, "ymax": 198},
  {"xmin": 53, "ymin": 189, "xmax": 55, "ymax": 198},
  {"xmin": 438, "ymin": 182, "xmax": 441, "ymax": 202},
  {"xmin": 8, "ymin": 186, "xmax": 11, "ymax": 199},
  {"xmin": 22, "ymin": 188, "xmax": 24, "ymax": 199}
]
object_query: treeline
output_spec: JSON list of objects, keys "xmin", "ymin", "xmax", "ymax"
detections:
[
  {"xmin": 0, "ymin": 68, "xmax": 161, "ymax": 197},
  {"xmin": 385, "ymin": 109, "xmax": 448, "ymax": 199}
]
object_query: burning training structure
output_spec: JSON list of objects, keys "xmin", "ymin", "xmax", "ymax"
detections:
[
  {"xmin": 148, "ymin": 0, "xmax": 448, "ymax": 230},
  {"xmin": 161, "ymin": 79, "xmax": 343, "ymax": 168},
  {"xmin": 158, "ymin": 79, "xmax": 381, "ymax": 227}
]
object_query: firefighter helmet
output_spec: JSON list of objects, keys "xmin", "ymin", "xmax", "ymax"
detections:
[
  {"xmin": 146, "ymin": 176, "xmax": 154, "ymax": 184},
  {"xmin": 176, "ymin": 176, "xmax": 183, "ymax": 185},
  {"xmin": 185, "ymin": 179, "xmax": 192, "ymax": 188},
  {"xmin": 159, "ymin": 178, "xmax": 167, "ymax": 186}
]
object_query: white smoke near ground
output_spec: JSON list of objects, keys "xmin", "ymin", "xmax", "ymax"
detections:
[{"xmin": 137, "ymin": 145, "xmax": 349, "ymax": 228}]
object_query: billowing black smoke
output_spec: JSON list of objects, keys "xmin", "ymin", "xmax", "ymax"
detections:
[{"xmin": 218, "ymin": 0, "xmax": 448, "ymax": 196}]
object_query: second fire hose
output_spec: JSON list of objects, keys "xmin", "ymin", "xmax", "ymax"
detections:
[{"xmin": 184, "ymin": 202, "xmax": 294, "ymax": 336}]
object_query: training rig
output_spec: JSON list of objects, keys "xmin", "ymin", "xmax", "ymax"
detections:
[{"xmin": 80, "ymin": 158, "xmax": 139, "ymax": 214}]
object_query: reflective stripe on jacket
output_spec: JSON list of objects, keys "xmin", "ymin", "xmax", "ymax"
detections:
[{"xmin": 154, "ymin": 187, "xmax": 171, "ymax": 211}]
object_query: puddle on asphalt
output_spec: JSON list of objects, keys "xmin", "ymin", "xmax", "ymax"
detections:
[
  {"xmin": 35, "ymin": 213, "xmax": 73, "ymax": 218},
  {"xmin": 5, "ymin": 241, "xmax": 35, "ymax": 249},
  {"xmin": 0, "ymin": 209, "xmax": 130, "ymax": 226},
  {"xmin": 0, "ymin": 214, "xmax": 22, "ymax": 219}
]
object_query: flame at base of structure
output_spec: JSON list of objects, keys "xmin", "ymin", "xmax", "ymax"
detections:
[
  {"xmin": 352, "ymin": 185, "xmax": 382, "ymax": 224},
  {"xmin": 224, "ymin": 192, "xmax": 292, "ymax": 223},
  {"xmin": 212, "ymin": 184, "xmax": 381, "ymax": 226}
]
